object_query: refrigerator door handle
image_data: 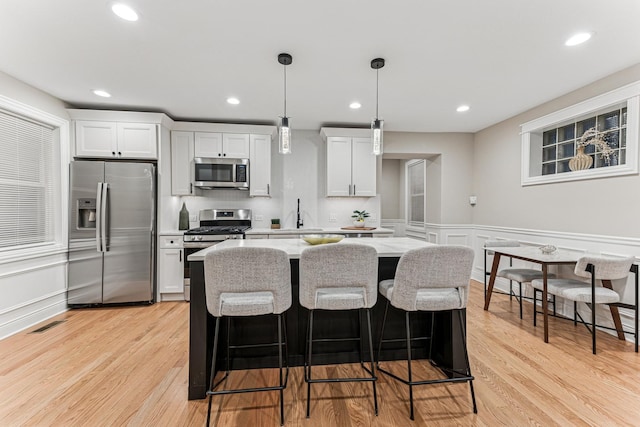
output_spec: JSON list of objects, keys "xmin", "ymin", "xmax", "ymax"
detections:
[
  {"xmin": 101, "ymin": 182, "xmax": 109, "ymax": 252},
  {"xmin": 96, "ymin": 182, "xmax": 103, "ymax": 252}
]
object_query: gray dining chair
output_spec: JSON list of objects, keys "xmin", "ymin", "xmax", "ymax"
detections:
[
  {"xmin": 376, "ymin": 245, "xmax": 476, "ymax": 420},
  {"xmin": 299, "ymin": 243, "xmax": 379, "ymax": 418},
  {"xmin": 484, "ymin": 240, "xmax": 555, "ymax": 319},
  {"xmin": 531, "ymin": 255, "xmax": 638, "ymax": 354},
  {"xmin": 204, "ymin": 247, "xmax": 292, "ymax": 426}
]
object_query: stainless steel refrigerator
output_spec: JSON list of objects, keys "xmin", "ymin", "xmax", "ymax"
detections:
[{"xmin": 68, "ymin": 161, "xmax": 156, "ymax": 306}]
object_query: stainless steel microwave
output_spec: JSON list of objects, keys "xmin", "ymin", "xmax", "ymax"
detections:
[{"xmin": 194, "ymin": 158, "xmax": 249, "ymax": 189}]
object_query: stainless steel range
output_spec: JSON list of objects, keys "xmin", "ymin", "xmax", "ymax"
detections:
[{"xmin": 182, "ymin": 209, "xmax": 251, "ymax": 300}]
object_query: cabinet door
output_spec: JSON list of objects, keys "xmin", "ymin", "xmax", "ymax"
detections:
[
  {"xmin": 75, "ymin": 121, "xmax": 118, "ymax": 158},
  {"xmin": 117, "ymin": 123, "xmax": 157, "ymax": 159},
  {"xmin": 249, "ymin": 134, "xmax": 271, "ymax": 197},
  {"xmin": 171, "ymin": 131, "xmax": 194, "ymax": 195},
  {"xmin": 194, "ymin": 132, "xmax": 223, "ymax": 157},
  {"xmin": 351, "ymin": 137, "xmax": 377, "ymax": 196},
  {"xmin": 159, "ymin": 248, "xmax": 184, "ymax": 294},
  {"xmin": 326, "ymin": 137, "xmax": 353, "ymax": 197},
  {"xmin": 222, "ymin": 133, "xmax": 250, "ymax": 158}
]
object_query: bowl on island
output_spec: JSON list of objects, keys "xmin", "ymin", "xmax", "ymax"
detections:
[
  {"xmin": 539, "ymin": 244, "xmax": 557, "ymax": 254},
  {"xmin": 301, "ymin": 234, "xmax": 344, "ymax": 245}
]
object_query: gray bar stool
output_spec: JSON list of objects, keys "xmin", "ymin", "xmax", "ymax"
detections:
[
  {"xmin": 484, "ymin": 240, "xmax": 555, "ymax": 319},
  {"xmin": 299, "ymin": 243, "xmax": 379, "ymax": 418},
  {"xmin": 377, "ymin": 245, "xmax": 477, "ymax": 421},
  {"xmin": 204, "ymin": 247, "xmax": 292, "ymax": 426}
]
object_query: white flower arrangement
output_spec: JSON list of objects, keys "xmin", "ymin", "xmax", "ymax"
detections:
[{"xmin": 577, "ymin": 127, "xmax": 615, "ymax": 165}]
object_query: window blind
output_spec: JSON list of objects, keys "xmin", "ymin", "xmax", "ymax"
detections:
[{"xmin": 0, "ymin": 111, "xmax": 55, "ymax": 249}]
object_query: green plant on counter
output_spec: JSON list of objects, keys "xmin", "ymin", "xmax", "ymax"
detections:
[
  {"xmin": 351, "ymin": 210, "xmax": 370, "ymax": 222},
  {"xmin": 271, "ymin": 218, "xmax": 280, "ymax": 224}
]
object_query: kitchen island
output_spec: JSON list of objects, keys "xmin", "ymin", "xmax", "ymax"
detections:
[{"xmin": 187, "ymin": 237, "xmax": 468, "ymax": 399}]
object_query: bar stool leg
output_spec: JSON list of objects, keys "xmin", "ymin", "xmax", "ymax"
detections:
[
  {"xmin": 305, "ymin": 310, "xmax": 314, "ymax": 418},
  {"xmin": 405, "ymin": 311, "xmax": 415, "ymax": 421},
  {"xmin": 533, "ymin": 289, "xmax": 537, "ymax": 327},
  {"xmin": 519, "ymin": 282, "xmax": 523, "ymax": 319},
  {"xmin": 376, "ymin": 301, "xmax": 390, "ymax": 364},
  {"xmin": 206, "ymin": 317, "xmax": 221, "ymax": 427},
  {"xmin": 277, "ymin": 314, "xmax": 285, "ymax": 426},
  {"xmin": 365, "ymin": 308, "xmax": 378, "ymax": 416},
  {"xmin": 457, "ymin": 310, "xmax": 477, "ymax": 413}
]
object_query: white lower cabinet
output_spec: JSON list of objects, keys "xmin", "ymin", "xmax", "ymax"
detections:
[{"xmin": 158, "ymin": 235, "xmax": 184, "ymax": 298}]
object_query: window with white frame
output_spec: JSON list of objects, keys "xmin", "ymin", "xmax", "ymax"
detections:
[
  {"xmin": 407, "ymin": 160, "xmax": 425, "ymax": 226},
  {"xmin": 0, "ymin": 98, "xmax": 67, "ymax": 256},
  {"xmin": 521, "ymin": 81, "xmax": 639, "ymax": 186}
]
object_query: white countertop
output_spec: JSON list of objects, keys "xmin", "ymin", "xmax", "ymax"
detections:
[
  {"xmin": 187, "ymin": 237, "xmax": 433, "ymax": 261},
  {"xmin": 245, "ymin": 227, "xmax": 394, "ymax": 235}
]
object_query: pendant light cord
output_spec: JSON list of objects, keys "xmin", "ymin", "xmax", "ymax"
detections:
[
  {"xmin": 283, "ymin": 64, "xmax": 287, "ymax": 117},
  {"xmin": 375, "ymin": 68, "xmax": 379, "ymax": 119}
]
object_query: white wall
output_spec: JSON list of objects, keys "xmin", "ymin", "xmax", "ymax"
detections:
[
  {"xmin": 381, "ymin": 159, "xmax": 401, "ymax": 219},
  {"xmin": 472, "ymin": 63, "xmax": 640, "ymax": 237},
  {"xmin": 384, "ymin": 132, "xmax": 475, "ymax": 225},
  {"xmin": 0, "ymin": 71, "xmax": 70, "ymax": 339}
]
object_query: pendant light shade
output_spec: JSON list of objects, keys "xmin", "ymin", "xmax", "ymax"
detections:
[
  {"xmin": 371, "ymin": 58, "xmax": 385, "ymax": 156},
  {"xmin": 278, "ymin": 53, "xmax": 293, "ymax": 154}
]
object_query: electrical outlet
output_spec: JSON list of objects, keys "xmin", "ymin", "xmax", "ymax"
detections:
[
  {"xmin": 329, "ymin": 213, "xmax": 337, "ymax": 222},
  {"xmin": 189, "ymin": 215, "xmax": 197, "ymax": 222},
  {"xmin": 255, "ymin": 214, "xmax": 264, "ymax": 221}
]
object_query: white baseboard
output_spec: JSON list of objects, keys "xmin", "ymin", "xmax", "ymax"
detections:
[{"xmin": 0, "ymin": 290, "xmax": 67, "ymax": 340}]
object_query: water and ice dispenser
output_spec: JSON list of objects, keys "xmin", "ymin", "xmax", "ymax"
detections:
[{"xmin": 77, "ymin": 198, "xmax": 96, "ymax": 229}]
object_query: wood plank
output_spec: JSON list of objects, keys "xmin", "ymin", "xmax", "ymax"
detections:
[{"xmin": 0, "ymin": 283, "xmax": 639, "ymax": 426}]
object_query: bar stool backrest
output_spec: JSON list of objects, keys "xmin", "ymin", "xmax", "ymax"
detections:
[
  {"xmin": 299, "ymin": 243, "xmax": 378, "ymax": 309},
  {"xmin": 204, "ymin": 247, "xmax": 292, "ymax": 317},
  {"xmin": 391, "ymin": 245, "xmax": 475, "ymax": 311}
]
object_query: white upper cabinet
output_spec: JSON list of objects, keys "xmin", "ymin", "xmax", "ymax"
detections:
[
  {"xmin": 171, "ymin": 131, "xmax": 194, "ymax": 196},
  {"xmin": 249, "ymin": 134, "xmax": 271, "ymax": 197},
  {"xmin": 75, "ymin": 121, "xmax": 157, "ymax": 159},
  {"xmin": 324, "ymin": 130, "xmax": 377, "ymax": 197},
  {"xmin": 194, "ymin": 132, "xmax": 250, "ymax": 158}
]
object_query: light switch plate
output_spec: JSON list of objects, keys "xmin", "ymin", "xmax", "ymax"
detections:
[
  {"xmin": 469, "ymin": 196, "xmax": 477, "ymax": 205},
  {"xmin": 329, "ymin": 213, "xmax": 337, "ymax": 222},
  {"xmin": 254, "ymin": 214, "xmax": 264, "ymax": 221}
]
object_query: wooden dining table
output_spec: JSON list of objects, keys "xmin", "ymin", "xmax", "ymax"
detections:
[{"xmin": 483, "ymin": 246, "xmax": 581, "ymax": 343}]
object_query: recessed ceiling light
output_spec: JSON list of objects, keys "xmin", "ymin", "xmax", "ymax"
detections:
[
  {"xmin": 565, "ymin": 32, "xmax": 592, "ymax": 46},
  {"xmin": 93, "ymin": 89, "xmax": 111, "ymax": 98},
  {"xmin": 456, "ymin": 105, "xmax": 470, "ymax": 112},
  {"xmin": 227, "ymin": 97, "xmax": 240, "ymax": 105},
  {"xmin": 111, "ymin": 3, "xmax": 139, "ymax": 21},
  {"xmin": 349, "ymin": 102, "xmax": 361, "ymax": 109}
]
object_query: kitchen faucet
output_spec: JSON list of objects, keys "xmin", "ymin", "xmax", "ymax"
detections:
[{"xmin": 296, "ymin": 198, "xmax": 304, "ymax": 229}]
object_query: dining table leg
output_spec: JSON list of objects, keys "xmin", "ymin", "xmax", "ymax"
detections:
[
  {"xmin": 542, "ymin": 265, "xmax": 549, "ymax": 343},
  {"xmin": 484, "ymin": 253, "xmax": 501, "ymax": 310}
]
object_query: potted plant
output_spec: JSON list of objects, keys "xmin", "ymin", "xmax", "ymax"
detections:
[
  {"xmin": 351, "ymin": 210, "xmax": 370, "ymax": 228},
  {"xmin": 271, "ymin": 218, "xmax": 281, "ymax": 229}
]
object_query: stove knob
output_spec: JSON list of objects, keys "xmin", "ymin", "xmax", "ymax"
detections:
[{"xmin": 196, "ymin": 235, "xmax": 203, "ymax": 241}]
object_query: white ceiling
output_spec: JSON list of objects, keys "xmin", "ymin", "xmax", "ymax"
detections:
[{"xmin": 1, "ymin": 0, "xmax": 639, "ymax": 133}]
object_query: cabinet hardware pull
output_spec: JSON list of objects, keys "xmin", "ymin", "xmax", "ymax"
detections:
[
  {"xmin": 112, "ymin": 151, "xmax": 116, "ymax": 156},
  {"xmin": 190, "ymin": 183, "xmax": 193, "ymax": 194},
  {"xmin": 118, "ymin": 151, "xmax": 121, "ymax": 156},
  {"xmin": 353, "ymin": 185, "xmax": 356, "ymax": 195},
  {"xmin": 179, "ymin": 250, "xmax": 182, "ymax": 262},
  {"xmin": 267, "ymin": 183, "xmax": 270, "ymax": 195}
]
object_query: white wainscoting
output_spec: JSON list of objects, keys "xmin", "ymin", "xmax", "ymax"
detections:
[
  {"xmin": 425, "ymin": 222, "xmax": 640, "ymax": 344},
  {"xmin": 0, "ymin": 253, "xmax": 68, "ymax": 339}
]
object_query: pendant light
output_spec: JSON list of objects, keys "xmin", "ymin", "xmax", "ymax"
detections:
[
  {"xmin": 278, "ymin": 53, "xmax": 293, "ymax": 154},
  {"xmin": 371, "ymin": 58, "xmax": 385, "ymax": 155}
]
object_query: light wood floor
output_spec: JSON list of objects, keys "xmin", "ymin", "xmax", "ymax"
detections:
[{"xmin": 1, "ymin": 282, "xmax": 639, "ymax": 426}]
